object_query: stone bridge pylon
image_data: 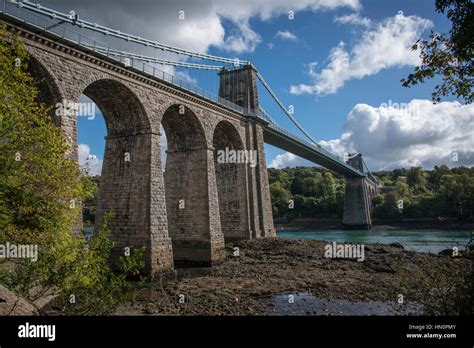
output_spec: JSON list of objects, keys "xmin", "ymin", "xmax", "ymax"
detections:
[
  {"xmin": 12, "ymin": 22, "xmax": 275, "ymax": 277},
  {"xmin": 343, "ymin": 153, "xmax": 379, "ymax": 229}
]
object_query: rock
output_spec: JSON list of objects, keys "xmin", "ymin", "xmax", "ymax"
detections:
[
  {"xmin": 33, "ymin": 295, "xmax": 64, "ymax": 315},
  {"xmin": 438, "ymin": 249, "xmax": 455, "ymax": 256},
  {"xmin": 389, "ymin": 243, "xmax": 404, "ymax": 249},
  {"xmin": 365, "ymin": 256, "xmax": 396, "ymax": 273},
  {"xmin": 144, "ymin": 302, "xmax": 155, "ymax": 314},
  {"xmin": 0, "ymin": 285, "xmax": 38, "ymax": 315}
]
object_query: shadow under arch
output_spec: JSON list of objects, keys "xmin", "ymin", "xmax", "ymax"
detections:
[
  {"xmin": 161, "ymin": 104, "xmax": 222, "ymax": 266},
  {"xmin": 213, "ymin": 120, "xmax": 250, "ymax": 242},
  {"xmin": 83, "ymin": 79, "xmax": 151, "ymax": 138},
  {"xmin": 26, "ymin": 55, "xmax": 63, "ymax": 123}
]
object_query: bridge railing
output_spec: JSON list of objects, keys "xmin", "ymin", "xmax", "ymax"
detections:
[
  {"xmin": 256, "ymin": 108, "xmax": 349, "ymax": 165},
  {"xmin": 0, "ymin": 0, "xmax": 259, "ymax": 117},
  {"xmin": 1, "ymin": 0, "xmax": 376, "ymax": 183},
  {"xmin": 2, "ymin": 1, "xmax": 268, "ymax": 119},
  {"xmin": 257, "ymin": 108, "xmax": 381, "ymax": 184}
]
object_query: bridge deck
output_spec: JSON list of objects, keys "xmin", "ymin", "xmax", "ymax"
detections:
[
  {"xmin": 1, "ymin": 2, "xmax": 367, "ymax": 180},
  {"xmin": 261, "ymin": 121, "xmax": 365, "ymax": 178}
]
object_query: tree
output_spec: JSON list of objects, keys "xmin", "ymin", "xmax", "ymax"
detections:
[
  {"xmin": 291, "ymin": 195, "xmax": 306, "ymax": 218},
  {"xmin": 0, "ymin": 24, "xmax": 85, "ymax": 241},
  {"xmin": 373, "ymin": 192, "xmax": 402, "ymax": 219},
  {"xmin": 269, "ymin": 165, "xmax": 473, "ymax": 221},
  {"xmin": 305, "ymin": 197, "xmax": 320, "ymax": 217},
  {"xmin": 429, "ymin": 164, "xmax": 451, "ymax": 188},
  {"xmin": 395, "ymin": 179, "xmax": 411, "ymax": 200},
  {"xmin": 270, "ymin": 182, "xmax": 291, "ymax": 219},
  {"xmin": 270, "ymin": 182, "xmax": 291, "ymax": 203},
  {"xmin": 0, "ymin": 25, "xmax": 143, "ymax": 314},
  {"xmin": 290, "ymin": 176, "xmax": 306, "ymax": 195},
  {"xmin": 83, "ymin": 176, "xmax": 99, "ymax": 227},
  {"xmin": 294, "ymin": 167, "xmax": 315, "ymax": 178},
  {"xmin": 407, "ymin": 167, "xmax": 427, "ymax": 193},
  {"xmin": 321, "ymin": 172, "xmax": 337, "ymax": 203},
  {"xmin": 303, "ymin": 177, "xmax": 320, "ymax": 197},
  {"xmin": 268, "ymin": 168, "xmax": 289, "ymax": 187},
  {"xmin": 391, "ymin": 168, "xmax": 407, "ymax": 181},
  {"xmin": 401, "ymin": 0, "xmax": 473, "ymax": 103},
  {"xmin": 437, "ymin": 173, "xmax": 474, "ymax": 219}
]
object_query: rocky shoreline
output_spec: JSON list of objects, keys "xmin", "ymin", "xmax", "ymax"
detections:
[
  {"xmin": 2, "ymin": 237, "xmax": 470, "ymax": 316},
  {"xmin": 115, "ymin": 238, "xmax": 471, "ymax": 316}
]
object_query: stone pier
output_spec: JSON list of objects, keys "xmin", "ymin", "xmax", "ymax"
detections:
[{"xmin": 342, "ymin": 154, "xmax": 376, "ymax": 229}]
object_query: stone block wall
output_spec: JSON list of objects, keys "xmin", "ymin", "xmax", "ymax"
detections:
[
  {"xmin": 213, "ymin": 121, "xmax": 251, "ymax": 242},
  {"xmin": 13, "ymin": 22, "xmax": 276, "ymax": 276},
  {"xmin": 342, "ymin": 178, "xmax": 372, "ymax": 229}
]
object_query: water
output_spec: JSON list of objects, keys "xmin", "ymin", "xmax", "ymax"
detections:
[
  {"xmin": 268, "ymin": 292, "xmax": 423, "ymax": 316},
  {"xmin": 277, "ymin": 229, "xmax": 471, "ymax": 254},
  {"xmin": 86, "ymin": 225, "xmax": 471, "ymax": 254}
]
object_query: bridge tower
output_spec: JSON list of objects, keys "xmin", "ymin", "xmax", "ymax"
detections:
[
  {"xmin": 218, "ymin": 65, "xmax": 275, "ymax": 239},
  {"xmin": 218, "ymin": 64, "xmax": 259, "ymax": 110},
  {"xmin": 343, "ymin": 154, "xmax": 373, "ymax": 229}
]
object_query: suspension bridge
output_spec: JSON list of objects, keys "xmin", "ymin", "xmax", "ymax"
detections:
[{"xmin": 1, "ymin": 0, "xmax": 380, "ymax": 276}]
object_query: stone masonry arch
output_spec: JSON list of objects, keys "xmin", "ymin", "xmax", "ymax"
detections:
[
  {"xmin": 79, "ymin": 78, "xmax": 174, "ymax": 276},
  {"xmin": 83, "ymin": 79, "xmax": 151, "ymax": 137},
  {"xmin": 26, "ymin": 55, "xmax": 62, "ymax": 112},
  {"xmin": 23, "ymin": 54, "xmax": 80, "ymax": 157},
  {"xmin": 213, "ymin": 120, "xmax": 251, "ymax": 242},
  {"xmin": 161, "ymin": 104, "xmax": 224, "ymax": 265},
  {"xmin": 12, "ymin": 23, "xmax": 276, "ymax": 275}
]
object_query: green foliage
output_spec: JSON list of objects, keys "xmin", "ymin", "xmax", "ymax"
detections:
[
  {"xmin": 395, "ymin": 179, "xmax": 411, "ymax": 200},
  {"xmin": 428, "ymin": 164, "xmax": 450, "ymax": 189},
  {"xmin": 401, "ymin": 0, "xmax": 473, "ymax": 103},
  {"xmin": 0, "ymin": 25, "xmax": 145, "ymax": 315},
  {"xmin": 372, "ymin": 165, "xmax": 474, "ymax": 220},
  {"xmin": 60, "ymin": 212, "xmax": 145, "ymax": 315},
  {"xmin": 268, "ymin": 167, "xmax": 344, "ymax": 220},
  {"xmin": 373, "ymin": 192, "xmax": 402, "ymax": 219},
  {"xmin": 437, "ymin": 173, "xmax": 474, "ymax": 219},
  {"xmin": 290, "ymin": 176, "xmax": 306, "ymax": 195},
  {"xmin": 0, "ymin": 24, "xmax": 85, "ymax": 239},
  {"xmin": 83, "ymin": 176, "xmax": 99, "ymax": 226},
  {"xmin": 269, "ymin": 165, "xmax": 474, "ymax": 221},
  {"xmin": 408, "ymin": 259, "xmax": 473, "ymax": 315},
  {"xmin": 0, "ymin": 213, "xmax": 145, "ymax": 315},
  {"xmin": 406, "ymin": 167, "xmax": 427, "ymax": 193}
]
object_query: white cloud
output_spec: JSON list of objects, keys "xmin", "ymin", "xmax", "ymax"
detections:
[
  {"xmin": 267, "ymin": 42, "xmax": 275, "ymax": 49},
  {"xmin": 334, "ymin": 13, "xmax": 371, "ymax": 27},
  {"xmin": 212, "ymin": 0, "xmax": 361, "ymax": 22},
  {"xmin": 269, "ymin": 152, "xmax": 314, "ymax": 168},
  {"xmin": 269, "ymin": 100, "xmax": 474, "ymax": 171},
  {"xmin": 222, "ymin": 21, "xmax": 262, "ymax": 53},
  {"xmin": 290, "ymin": 11, "xmax": 432, "ymax": 95},
  {"xmin": 200, "ymin": 0, "xmax": 361, "ymax": 53},
  {"xmin": 175, "ymin": 70, "xmax": 198, "ymax": 85},
  {"xmin": 276, "ymin": 30, "xmax": 297, "ymax": 41},
  {"xmin": 170, "ymin": 12, "xmax": 226, "ymax": 54},
  {"xmin": 78, "ymin": 144, "xmax": 103, "ymax": 176},
  {"xmin": 322, "ymin": 99, "xmax": 474, "ymax": 170},
  {"xmin": 42, "ymin": 0, "xmax": 360, "ymax": 54}
]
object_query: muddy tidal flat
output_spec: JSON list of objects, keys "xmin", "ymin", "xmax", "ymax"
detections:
[{"xmin": 116, "ymin": 238, "xmax": 471, "ymax": 316}]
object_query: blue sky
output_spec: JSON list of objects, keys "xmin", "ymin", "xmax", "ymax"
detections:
[{"xmin": 64, "ymin": 0, "xmax": 473, "ymax": 175}]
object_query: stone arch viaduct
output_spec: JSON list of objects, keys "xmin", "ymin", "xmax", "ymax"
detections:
[{"xmin": 2, "ymin": 15, "xmax": 379, "ymax": 278}]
